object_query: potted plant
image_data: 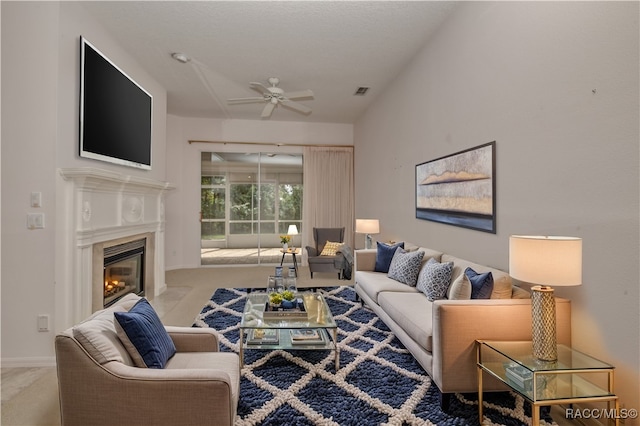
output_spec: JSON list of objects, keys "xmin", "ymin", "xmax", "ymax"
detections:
[
  {"xmin": 280, "ymin": 235, "xmax": 291, "ymax": 251},
  {"xmin": 269, "ymin": 292, "xmax": 283, "ymax": 308}
]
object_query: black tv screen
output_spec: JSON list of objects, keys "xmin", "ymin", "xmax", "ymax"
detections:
[{"xmin": 80, "ymin": 36, "xmax": 152, "ymax": 170}]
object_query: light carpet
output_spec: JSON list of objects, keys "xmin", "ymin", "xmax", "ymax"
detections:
[{"xmin": 195, "ymin": 286, "xmax": 556, "ymax": 426}]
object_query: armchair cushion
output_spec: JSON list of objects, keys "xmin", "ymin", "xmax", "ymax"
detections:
[
  {"xmin": 72, "ymin": 305, "xmax": 133, "ymax": 365},
  {"xmin": 320, "ymin": 241, "xmax": 343, "ymax": 256},
  {"xmin": 114, "ymin": 298, "xmax": 176, "ymax": 368}
]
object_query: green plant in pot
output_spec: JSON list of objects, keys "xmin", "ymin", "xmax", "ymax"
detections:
[
  {"xmin": 280, "ymin": 290, "xmax": 296, "ymax": 309},
  {"xmin": 269, "ymin": 293, "xmax": 283, "ymax": 306},
  {"xmin": 281, "ymin": 290, "xmax": 295, "ymax": 301}
]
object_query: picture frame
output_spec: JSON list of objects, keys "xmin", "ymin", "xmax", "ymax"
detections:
[{"xmin": 415, "ymin": 141, "xmax": 496, "ymax": 233}]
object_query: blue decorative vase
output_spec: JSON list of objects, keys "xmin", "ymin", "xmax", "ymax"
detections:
[{"xmin": 281, "ymin": 300, "xmax": 295, "ymax": 309}]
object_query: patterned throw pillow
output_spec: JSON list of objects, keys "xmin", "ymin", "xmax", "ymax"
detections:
[
  {"xmin": 416, "ymin": 258, "xmax": 454, "ymax": 301},
  {"xmin": 374, "ymin": 241, "xmax": 404, "ymax": 273},
  {"xmin": 466, "ymin": 267, "xmax": 494, "ymax": 299},
  {"xmin": 387, "ymin": 248, "xmax": 425, "ymax": 286},
  {"xmin": 320, "ymin": 241, "xmax": 343, "ymax": 256}
]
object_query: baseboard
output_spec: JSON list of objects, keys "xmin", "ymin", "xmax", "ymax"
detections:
[{"xmin": 1, "ymin": 356, "xmax": 56, "ymax": 368}]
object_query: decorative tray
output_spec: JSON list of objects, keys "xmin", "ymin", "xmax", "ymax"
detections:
[{"xmin": 263, "ymin": 299, "xmax": 308, "ymax": 319}]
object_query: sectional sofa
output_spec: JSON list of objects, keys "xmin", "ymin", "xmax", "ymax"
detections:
[{"xmin": 354, "ymin": 243, "xmax": 572, "ymax": 409}]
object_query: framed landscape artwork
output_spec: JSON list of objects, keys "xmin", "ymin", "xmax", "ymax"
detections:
[{"xmin": 415, "ymin": 141, "xmax": 496, "ymax": 233}]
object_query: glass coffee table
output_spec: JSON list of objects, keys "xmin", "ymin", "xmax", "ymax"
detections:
[{"xmin": 239, "ymin": 292, "xmax": 340, "ymax": 370}]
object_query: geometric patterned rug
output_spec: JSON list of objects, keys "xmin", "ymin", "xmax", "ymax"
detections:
[{"xmin": 194, "ymin": 286, "xmax": 556, "ymax": 426}]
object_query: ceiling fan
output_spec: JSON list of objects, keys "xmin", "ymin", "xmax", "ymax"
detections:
[{"xmin": 227, "ymin": 77, "xmax": 314, "ymax": 118}]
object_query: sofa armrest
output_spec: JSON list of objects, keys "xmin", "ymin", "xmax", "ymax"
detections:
[
  {"xmin": 354, "ymin": 249, "xmax": 377, "ymax": 272},
  {"xmin": 166, "ymin": 326, "xmax": 220, "ymax": 352},
  {"xmin": 431, "ymin": 298, "xmax": 571, "ymax": 393}
]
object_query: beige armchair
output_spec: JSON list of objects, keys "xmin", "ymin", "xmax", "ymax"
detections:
[
  {"xmin": 305, "ymin": 227, "xmax": 348, "ymax": 279},
  {"xmin": 55, "ymin": 294, "xmax": 239, "ymax": 426}
]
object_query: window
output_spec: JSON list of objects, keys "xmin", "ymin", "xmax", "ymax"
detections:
[{"xmin": 201, "ymin": 175, "xmax": 225, "ymax": 240}]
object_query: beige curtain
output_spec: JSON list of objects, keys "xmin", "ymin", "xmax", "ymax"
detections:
[{"xmin": 302, "ymin": 146, "xmax": 354, "ymax": 263}]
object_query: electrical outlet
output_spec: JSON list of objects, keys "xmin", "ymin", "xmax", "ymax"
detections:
[{"xmin": 37, "ymin": 315, "xmax": 49, "ymax": 332}]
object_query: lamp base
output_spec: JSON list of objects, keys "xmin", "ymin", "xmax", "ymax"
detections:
[
  {"xmin": 531, "ymin": 285, "xmax": 557, "ymax": 361},
  {"xmin": 365, "ymin": 234, "xmax": 373, "ymax": 250}
]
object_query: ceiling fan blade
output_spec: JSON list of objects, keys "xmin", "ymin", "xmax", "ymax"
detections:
[
  {"xmin": 249, "ymin": 82, "xmax": 272, "ymax": 96},
  {"xmin": 261, "ymin": 102, "xmax": 276, "ymax": 118},
  {"xmin": 283, "ymin": 89, "xmax": 314, "ymax": 100},
  {"xmin": 227, "ymin": 97, "xmax": 265, "ymax": 104},
  {"xmin": 280, "ymin": 100, "xmax": 312, "ymax": 115}
]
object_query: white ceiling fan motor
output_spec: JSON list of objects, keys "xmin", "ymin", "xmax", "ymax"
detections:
[{"xmin": 227, "ymin": 77, "xmax": 314, "ymax": 118}]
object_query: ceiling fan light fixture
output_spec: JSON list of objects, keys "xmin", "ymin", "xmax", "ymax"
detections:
[{"xmin": 171, "ymin": 52, "xmax": 190, "ymax": 63}]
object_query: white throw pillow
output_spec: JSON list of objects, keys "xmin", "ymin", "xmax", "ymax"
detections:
[{"xmin": 447, "ymin": 272, "xmax": 472, "ymax": 300}]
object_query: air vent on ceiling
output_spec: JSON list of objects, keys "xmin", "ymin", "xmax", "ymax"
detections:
[{"xmin": 354, "ymin": 87, "xmax": 370, "ymax": 96}]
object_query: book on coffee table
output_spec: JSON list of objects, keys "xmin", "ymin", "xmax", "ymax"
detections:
[
  {"xmin": 247, "ymin": 328, "xmax": 279, "ymax": 345},
  {"xmin": 290, "ymin": 329, "xmax": 325, "ymax": 344}
]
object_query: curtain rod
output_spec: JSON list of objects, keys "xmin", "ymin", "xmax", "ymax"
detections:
[{"xmin": 188, "ymin": 140, "xmax": 353, "ymax": 148}]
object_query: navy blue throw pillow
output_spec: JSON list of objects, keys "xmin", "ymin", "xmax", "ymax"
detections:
[
  {"xmin": 465, "ymin": 267, "xmax": 494, "ymax": 299},
  {"xmin": 114, "ymin": 298, "xmax": 176, "ymax": 368},
  {"xmin": 374, "ymin": 241, "xmax": 404, "ymax": 273}
]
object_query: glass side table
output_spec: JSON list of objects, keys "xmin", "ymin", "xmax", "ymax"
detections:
[{"xmin": 476, "ymin": 340, "xmax": 619, "ymax": 426}]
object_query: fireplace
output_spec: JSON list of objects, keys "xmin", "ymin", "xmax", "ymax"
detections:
[
  {"xmin": 59, "ymin": 167, "xmax": 173, "ymax": 326},
  {"xmin": 103, "ymin": 238, "xmax": 146, "ymax": 307},
  {"xmin": 91, "ymin": 232, "xmax": 156, "ymax": 313}
]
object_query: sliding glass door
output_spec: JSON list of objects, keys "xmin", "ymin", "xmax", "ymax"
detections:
[{"xmin": 200, "ymin": 151, "xmax": 302, "ymax": 265}]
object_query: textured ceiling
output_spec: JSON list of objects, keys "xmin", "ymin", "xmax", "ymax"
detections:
[{"xmin": 81, "ymin": 1, "xmax": 457, "ymax": 123}]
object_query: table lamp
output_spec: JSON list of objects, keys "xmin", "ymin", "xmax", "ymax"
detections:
[
  {"xmin": 509, "ymin": 235, "xmax": 582, "ymax": 361},
  {"xmin": 287, "ymin": 225, "xmax": 299, "ymax": 250},
  {"xmin": 355, "ymin": 219, "xmax": 380, "ymax": 249}
]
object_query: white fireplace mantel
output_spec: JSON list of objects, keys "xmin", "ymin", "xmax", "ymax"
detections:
[
  {"xmin": 59, "ymin": 167, "xmax": 174, "ymax": 194},
  {"xmin": 57, "ymin": 167, "xmax": 174, "ymax": 329}
]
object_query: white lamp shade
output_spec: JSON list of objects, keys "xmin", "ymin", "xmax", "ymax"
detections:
[
  {"xmin": 287, "ymin": 225, "xmax": 299, "ymax": 235},
  {"xmin": 509, "ymin": 235, "xmax": 582, "ymax": 286},
  {"xmin": 355, "ymin": 219, "xmax": 380, "ymax": 234}
]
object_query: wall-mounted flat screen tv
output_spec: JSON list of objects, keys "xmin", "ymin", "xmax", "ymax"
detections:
[{"xmin": 80, "ymin": 36, "xmax": 152, "ymax": 170}]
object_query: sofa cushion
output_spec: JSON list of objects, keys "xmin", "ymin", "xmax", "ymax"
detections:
[
  {"xmin": 466, "ymin": 267, "xmax": 494, "ymax": 299},
  {"xmin": 447, "ymin": 272, "xmax": 472, "ymax": 300},
  {"xmin": 511, "ymin": 286, "xmax": 531, "ymax": 299},
  {"xmin": 320, "ymin": 241, "xmax": 343, "ymax": 256},
  {"xmin": 355, "ymin": 271, "xmax": 420, "ymax": 304},
  {"xmin": 114, "ymin": 298, "xmax": 176, "ymax": 369},
  {"xmin": 378, "ymin": 291, "xmax": 433, "ymax": 352},
  {"xmin": 374, "ymin": 241, "xmax": 404, "ymax": 273},
  {"xmin": 417, "ymin": 248, "xmax": 444, "ymax": 264},
  {"xmin": 72, "ymin": 305, "xmax": 134, "ymax": 365},
  {"xmin": 442, "ymin": 254, "xmax": 513, "ymax": 299},
  {"xmin": 387, "ymin": 247, "xmax": 425, "ymax": 286},
  {"xmin": 416, "ymin": 258, "xmax": 454, "ymax": 301}
]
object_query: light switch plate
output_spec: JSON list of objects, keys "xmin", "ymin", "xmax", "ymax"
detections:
[
  {"xmin": 27, "ymin": 213, "xmax": 45, "ymax": 229},
  {"xmin": 30, "ymin": 192, "xmax": 42, "ymax": 208}
]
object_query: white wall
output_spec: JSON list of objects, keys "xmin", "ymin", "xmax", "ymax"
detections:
[
  {"xmin": 355, "ymin": 1, "xmax": 639, "ymax": 411},
  {"xmin": 164, "ymin": 115, "xmax": 353, "ymax": 270},
  {"xmin": 1, "ymin": 2, "xmax": 167, "ymax": 364}
]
